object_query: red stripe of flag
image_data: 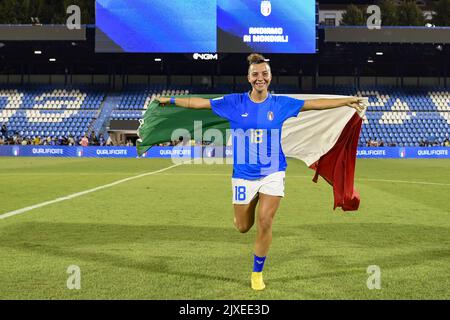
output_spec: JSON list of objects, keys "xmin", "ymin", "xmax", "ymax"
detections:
[{"xmin": 309, "ymin": 113, "xmax": 363, "ymax": 211}]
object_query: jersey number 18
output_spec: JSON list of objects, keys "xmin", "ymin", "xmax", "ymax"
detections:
[{"xmin": 250, "ymin": 129, "xmax": 263, "ymax": 144}]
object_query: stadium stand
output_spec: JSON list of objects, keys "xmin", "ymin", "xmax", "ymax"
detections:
[
  {"xmin": 109, "ymin": 86, "xmax": 190, "ymax": 121},
  {"xmin": 317, "ymin": 86, "xmax": 450, "ymax": 147},
  {"xmin": 0, "ymin": 87, "xmax": 104, "ymax": 143},
  {"xmin": 0, "ymin": 85, "xmax": 449, "ymax": 147}
]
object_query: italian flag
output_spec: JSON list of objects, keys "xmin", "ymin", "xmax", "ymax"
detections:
[{"xmin": 137, "ymin": 94, "xmax": 366, "ymax": 211}]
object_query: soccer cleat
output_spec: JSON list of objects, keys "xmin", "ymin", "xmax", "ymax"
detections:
[{"xmin": 251, "ymin": 272, "xmax": 266, "ymax": 291}]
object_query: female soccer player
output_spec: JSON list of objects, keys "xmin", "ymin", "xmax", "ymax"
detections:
[{"xmin": 157, "ymin": 53, "xmax": 364, "ymax": 291}]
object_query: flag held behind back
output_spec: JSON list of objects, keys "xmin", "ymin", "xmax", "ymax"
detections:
[{"xmin": 137, "ymin": 94, "xmax": 366, "ymax": 211}]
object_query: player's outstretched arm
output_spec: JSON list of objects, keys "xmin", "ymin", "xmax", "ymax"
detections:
[
  {"xmin": 157, "ymin": 97, "xmax": 212, "ymax": 109},
  {"xmin": 302, "ymin": 97, "xmax": 365, "ymax": 113}
]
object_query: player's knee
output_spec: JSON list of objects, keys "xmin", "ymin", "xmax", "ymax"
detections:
[
  {"xmin": 234, "ymin": 220, "xmax": 253, "ymax": 233},
  {"xmin": 258, "ymin": 215, "xmax": 273, "ymax": 232}
]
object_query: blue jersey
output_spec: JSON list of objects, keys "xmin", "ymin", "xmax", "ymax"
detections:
[{"xmin": 210, "ymin": 93, "xmax": 304, "ymax": 180}]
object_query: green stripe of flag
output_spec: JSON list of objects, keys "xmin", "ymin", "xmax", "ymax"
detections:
[{"xmin": 136, "ymin": 95, "xmax": 230, "ymax": 156}]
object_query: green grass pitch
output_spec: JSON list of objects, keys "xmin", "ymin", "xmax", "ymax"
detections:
[{"xmin": 0, "ymin": 157, "xmax": 449, "ymax": 299}]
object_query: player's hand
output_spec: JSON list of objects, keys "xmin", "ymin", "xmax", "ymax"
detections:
[{"xmin": 348, "ymin": 97, "xmax": 365, "ymax": 113}]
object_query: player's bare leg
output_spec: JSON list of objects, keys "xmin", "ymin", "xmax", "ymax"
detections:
[
  {"xmin": 255, "ymin": 193, "xmax": 281, "ymax": 256},
  {"xmin": 233, "ymin": 194, "xmax": 259, "ymax": 233},
  {"xmin": 251, "ymin": 193, "xmax": 281, "ymax": 290}
]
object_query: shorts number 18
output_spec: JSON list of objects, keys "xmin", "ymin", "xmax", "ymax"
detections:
[{"xmin": 235, "ymin": 186, "xmax": 246, "ymax": 201}]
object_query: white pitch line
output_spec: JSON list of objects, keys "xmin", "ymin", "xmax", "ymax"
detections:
[
  {"xmin": 290, "ymin": 175, "xmax": 450, "ymax": 186},
  {"xmin": 0, "ymin": 161, "xmax": 191, "ymax": 220},
  {"xmin": 291, "ymin": 176, "xmax": 450, "ymax": 187},
  {"xmin": 2, "ymin": 166, "xmax": 448, "ymax": 220},
  {"xmin": 354, "ymin": 177, "xmax": 450, "ymax": 187},
  {"xmin": 156, "ymin": 173, "xmax": 450, "ymax": 186}
]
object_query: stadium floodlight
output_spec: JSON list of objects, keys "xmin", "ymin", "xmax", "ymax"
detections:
[
  {"xmin": 264, "ymin": 59, "xmax": 270, "ymax": 62},
  {"xmin": 376, "ymin": 52, "xmax": 383, "ymax": 56},
  {"xmin": 367, "ymin": 58, "xmax": 374, "ymax": 63},
  {"xmin": 154, "ymin": 58, "xmax": 162, "ymax": 62},
  {"xmin": 34, "ymin": 51, "xmax": 42, "ymax": 55},
  {"xmin": 49, "ymin": 58, "xmax": 56, "ymax": 62}
]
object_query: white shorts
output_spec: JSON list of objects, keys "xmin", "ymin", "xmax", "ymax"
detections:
[{"xmin": 231, "ymin": 171, "xmax": 285, "ymax": 205}]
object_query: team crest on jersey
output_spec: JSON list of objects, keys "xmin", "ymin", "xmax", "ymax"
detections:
[
  {"xmin": 261, "ymin": 0, "xmax": 271, "ymax": 17},
  {"xmin": 267, "ymin": 111, "xmax": 274, "ymax": 121}
]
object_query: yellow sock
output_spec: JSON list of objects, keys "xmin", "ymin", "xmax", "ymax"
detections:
[{"xmin": 251, "ymin": 272, "xmax": 266, "ymax": 291}]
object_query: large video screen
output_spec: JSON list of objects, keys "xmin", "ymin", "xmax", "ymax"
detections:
[{"xmin": 95, "ymin": 0, "xmax": 316, "ymax": 53}]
